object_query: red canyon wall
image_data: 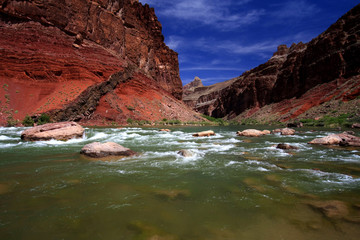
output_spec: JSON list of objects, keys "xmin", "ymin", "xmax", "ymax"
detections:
[{"xmin": 0, "ymin": 0, "xmax": 199, "ymax": 125}]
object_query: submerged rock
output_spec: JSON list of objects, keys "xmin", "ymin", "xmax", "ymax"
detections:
[
  {"xmin": 177, "ymin": 149, "xmax": 194, "ymax": 157},
  {"xmin": 309, "ymin": 132, "xmax": 360, "ymax": 147},
  {"xmin": 21, "ymin": 122, "xmax": 84, "ymax": 141},
  {"xmin": 276, "ymin": 143, "xmax": 299, "ymax": 150},
  {"xmin": 80, "ymin": 142, "xmax": 136, "ymax": 158},
  {"xmin": 308, "ymin": 200, "xmax": 349, "ymax": 220},
  {"xmin": 154, "ymin": 189, "xmax": 190, "ymax": 201},
  {"xmin": 236, "ymin": 129, "xmax": 270, "ymax": 137},
  {"xmin": 193, "ymin": 130, "xmax": 215, "ymax": 137}
]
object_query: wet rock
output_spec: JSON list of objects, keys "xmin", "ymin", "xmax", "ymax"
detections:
[
  {"xmin": 21, "ymin": 122, "xmax": 84, "ymax": 141},
  {"xmin": 262, "ymin": 130, "xmax": 271, "ymax": 135},
  {"xmin": 159, "ymin": 129, "xmax": 171, "ymax": 132},
  {"xmin": 127, "ymin": 221, "xmax": 177, "ymax": 240},
  {"xmin": 80, "ymin": 142, "xmax": 136, "ymax": 158},
  {"xmin": 309, "ymin": 132, "xmax": 360, "ymax": 146},
  {"xmin": 309, "ymin": 134, "xmax": 342, "ymax": 145},
  {"xmin": 265, "ymin": 174, "xmax": 282, "ymax": 184},
  {"xmin": 280, "ymin": 128, "xmax": 296, "ymax": 135},
  {"xmin": 276, "ymin": 143, "xmax": 299, "ymax": 150},
  {"xmin": 236, "ymin": 129, "xmax": 270, "ymax": 137},
  {"xmin": 308, "ymin": 200, "xmax": 349, "ymax": 220},
  {"xmin": 352, "ymin": 123, "xmax": 360, "ymax": 129},
  {"xmin": 177, "ymin": 149, "xmax": 194, "ymax": 157},
  {"xmin": 272, "ymin": 129, "xmax": 282, "ymax": 134},
  {"xmin": 193, "ymin": 130, "xmax": 215, "ymax": 137},
  {"xmin": 243, "ymin": 178, "xmax": 266, "ymax": 193},
  {"xmin": 154, "ymin": 189, "xmax": 190, "ymax": 201}
]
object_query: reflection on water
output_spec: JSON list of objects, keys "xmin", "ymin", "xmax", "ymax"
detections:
[{"xmin": 0, "ymin": 126, "xmax": 360, "ymax": 239}]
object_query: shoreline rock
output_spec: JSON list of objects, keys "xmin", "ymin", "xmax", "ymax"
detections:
[
  {"xmin": 21, "ymin": 122, "xmax": 84, "ymax": 141},
  {"xmin": 80, "ymin": 142, "xmax": 136, "ymax": 158}
]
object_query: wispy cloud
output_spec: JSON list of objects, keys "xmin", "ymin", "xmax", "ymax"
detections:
[
  {"xmin": 191, "ymin": 37, "xmax": 279, "ymax": 56},
  {"xmin": 139, "ymin": 0, "xmax": 264, "ymax": 30},
  {"xmin": 271, "ymin": 0, "xmax": 319, "ymax": 19},
  {"xmin": 165, "ymin": 36, "xmax": 183, "ymax": 50},
  {"xmin": 181, "ymin": 66, "xmax": 246, "ymax": 71}
]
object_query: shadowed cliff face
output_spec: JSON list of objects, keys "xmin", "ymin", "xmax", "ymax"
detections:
[
  {"xmin": 184, "ymin": 4, "xmax": 360, "ymax": 122},
  {"xmin": 0, "ymin": 0, "xmax": 197, "ymax": 125}
]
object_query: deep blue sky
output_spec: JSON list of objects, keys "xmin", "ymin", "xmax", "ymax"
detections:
[{"xmin": 138, "ymin": 0, "xmax": 357, "ymax": 86}]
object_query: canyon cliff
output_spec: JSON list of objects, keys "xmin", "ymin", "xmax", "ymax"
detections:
[
  {"xmin": 0, "ymin": 0, "xmax": 200, "ymax": 125},
  {"xmin": 184, "ymin": 4, "xmax": 360, "ymax": 123}
]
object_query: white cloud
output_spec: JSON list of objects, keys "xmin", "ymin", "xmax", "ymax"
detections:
[
  {"xmin": 139, "ymin": 0, "xmax": 263, "ymax": 30},
  {"xmin": 165, "ymin": 36, "xmax": 183, "ymax": 50},
  {"xmin": 191, "ymin": 37, "xmax": 279, "ymax": 56}
]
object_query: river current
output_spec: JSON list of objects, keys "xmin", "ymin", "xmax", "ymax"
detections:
[{"xmin": 0, "ymin": 126, "xmax": 360, "ymax": 239}]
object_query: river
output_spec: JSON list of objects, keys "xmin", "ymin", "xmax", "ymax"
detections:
[{"xmin": 0, "ymin": 126, "xmax": 360, "ymax": 239}]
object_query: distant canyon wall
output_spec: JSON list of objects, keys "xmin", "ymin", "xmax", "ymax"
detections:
[{"xmin": 184, "ymin": 4, "xmax": 360, "ymax": 122}]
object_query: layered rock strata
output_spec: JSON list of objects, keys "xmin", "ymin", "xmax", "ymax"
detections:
[
  {"xmin": 184, "ymin": 4, "xmax": 360, "ymax": 122},
  {"xmin": 0, "ymin": 0, "xmax": 197, "ymax": 125}
]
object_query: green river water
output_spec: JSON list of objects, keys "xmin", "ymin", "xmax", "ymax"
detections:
[{"xmin": 0, "ymin": 126, "xmax": 360, "ymax": 239}]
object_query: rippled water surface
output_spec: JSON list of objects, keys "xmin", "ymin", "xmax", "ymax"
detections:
[{"xmin": 1, "ymin": 126, "xmax": 360, "ymax": 239}]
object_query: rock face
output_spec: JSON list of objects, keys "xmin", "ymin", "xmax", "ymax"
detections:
[
  {"xmin": 80, "ymin": 142, "xmax": 136, "ymax": 158},
  {"xmin": 0, "ymin": 0, "xmax": 199, "ymax": 125},
  {"xmin": 309, "ymin": 131, "xmax": 360, "ymax": 146},
  {"xmin": 184, "ymin": 4, "xmax": 360, "ymax": 122},
  {"xmin": 21, "ymin": 122, "xmax": 84, "ymax": 141}
]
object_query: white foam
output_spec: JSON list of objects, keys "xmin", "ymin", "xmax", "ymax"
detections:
[
  {"xmin": 0, "ymin": 135, "xmax": 16, "ymax": 140},
  {"xmin": 298, "ymin": 169, "xmax": 360, "ymax": 184},
  {"xmin": 88, "ymin": 132, "xmax": 108, "ymax": 140},
  {"xmin": 37, "ymin": 137, "xmax": 86, "ymax": 146}
]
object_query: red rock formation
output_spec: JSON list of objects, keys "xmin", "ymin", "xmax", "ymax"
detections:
[
  {"xmin": 185, "ymin": 4, "xmax": 360, "ymax": 122},
  {"xmin": 0, "ymin": 0, "xmax": 196, "ymax": 125}
]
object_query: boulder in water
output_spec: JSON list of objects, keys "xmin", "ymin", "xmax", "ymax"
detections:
[
  {"xmin": 159, "ymin": 129, "xmax": 171, "ymax": 132},
  {"xmin": 177, "ymin": 149, "xmax": 194, "ymax": 157},
  {"xmin": 276, "ymin": 143, "xmax": 299, "ymax": 150},
  {"xmin": 80, "ymin": 142, "xmax": 136, "ymax": 158},
  {"xmin": 280, "ymin": 128, "xmax": 296, "ymax": 135},
  {"xmin": 309, "ymin": 132, "xmax": 360, "ymax": 146},
  {"xmin": 21, "ymin": 122, "xmax": 84, "ymax": 141},
  {"xmin": 308, "ymin": 200, "xmax": 349, "ymax": 220},
  {"xmin": 237, "ymin": 129, "xmax": 270, "ymax": 137},
  {"xmin": 193, "ymin": 130, "xmax": 215, "ymax": 137}
]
